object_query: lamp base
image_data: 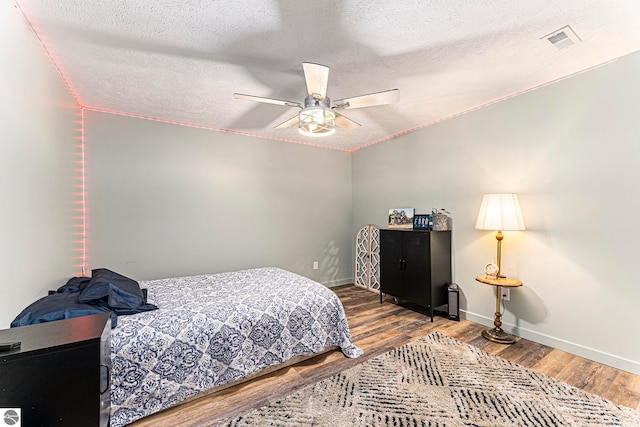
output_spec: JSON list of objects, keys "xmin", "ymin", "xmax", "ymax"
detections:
[{"xmin": 482, "ymin": 327, "xmax": 517, "ymax": 344}]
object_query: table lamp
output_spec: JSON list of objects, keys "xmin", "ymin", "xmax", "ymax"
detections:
[{"xmin": 475, "ymin": 193, "xmax": 525, "ymax": 278}]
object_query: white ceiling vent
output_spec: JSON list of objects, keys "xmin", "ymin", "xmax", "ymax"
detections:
[{"xmin": 542, "ymin": 25, "xmax": 582, "ymax": 50}]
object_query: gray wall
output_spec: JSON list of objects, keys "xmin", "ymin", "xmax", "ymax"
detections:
[
  {"xmin": 84, "ymin": 112, "xmax": 353, "ymax": 284},
  {"xmin": 353, "ymin": 51, "xmax": 640, "ymax": 374},
  {"xmin": 1, "ymin": 2, "xmax": 79, "ymax": 327}
]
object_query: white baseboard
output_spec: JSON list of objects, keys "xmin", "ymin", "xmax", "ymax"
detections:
[
  {"xmin": 323, "ymin": 277, "xmax": 353, "ymax": 287},
  {"xmin": 461, "ymin": 310, "xmax": 640, "ymax": 376}
]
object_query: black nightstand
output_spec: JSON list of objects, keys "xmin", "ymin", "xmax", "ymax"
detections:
[{"xmin": 0, "ymin": 313, "xmax": 111, "ymax": 426}]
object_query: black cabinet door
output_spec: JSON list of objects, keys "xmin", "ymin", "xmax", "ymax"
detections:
[
  {"xmin": 380, "ymin": 230, "xmax": 403, "ymax": 297},
  {"xmin": 402, "ymin": 232, "xmax": 431, "ymax": 307}
]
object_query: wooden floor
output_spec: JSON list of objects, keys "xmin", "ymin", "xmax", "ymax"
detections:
[{"xmin": 130, "ymin": 285, "xmax": 640, "ymax": 426}]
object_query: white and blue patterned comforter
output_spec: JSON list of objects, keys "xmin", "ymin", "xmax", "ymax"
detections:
[{"xmin": 109, "ymin": 267, "xmax": 362, "ymax": 426}]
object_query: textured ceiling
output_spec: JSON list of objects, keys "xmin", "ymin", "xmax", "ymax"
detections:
[{"xmin": 14, "ymin": 0, "xmax": 640, "ymax": 151}]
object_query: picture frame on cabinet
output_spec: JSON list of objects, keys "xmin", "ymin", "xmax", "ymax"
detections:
[{"xmin": 388, "ymin": 208, "xmax": 414, "ymax": 229}]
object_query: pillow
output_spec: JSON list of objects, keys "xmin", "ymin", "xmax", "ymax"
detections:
[
  {"xmin": 56, "ymin": 276, "xmax": 91, "ymax": 293},
  {"xmin": 79, "ymin": 268, "xmax": 145, "ymax": 310},
  {"xmin": 11, "ymin": 293, "xmax": 113, "ymax": 328}
]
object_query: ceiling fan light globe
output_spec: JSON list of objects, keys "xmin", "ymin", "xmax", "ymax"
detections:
[
  {"xmin": 298, "ymin": 107, "xmax": 336, "ymax": 137},
  {"xmin": 298, "ymin": 126, "xmax": 335, "ymax": 137}
]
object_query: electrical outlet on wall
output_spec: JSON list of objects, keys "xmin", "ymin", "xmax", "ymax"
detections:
[
  {"xmin": 313, "ymin": 261, "xmax": 319, "ymax": 270},
  {"xmin": 501, "ymin": 288, "xmax": 510, "ymax": 301}
]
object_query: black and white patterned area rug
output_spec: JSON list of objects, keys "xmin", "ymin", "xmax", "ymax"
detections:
[{"xmin": 224, "ymin": 332, "xmax": 640, "ymax": 426}]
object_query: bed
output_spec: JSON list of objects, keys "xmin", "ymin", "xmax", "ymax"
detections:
[{"xmin": 109, "ymin": 267, "xmax": 362, "ymax": 427}]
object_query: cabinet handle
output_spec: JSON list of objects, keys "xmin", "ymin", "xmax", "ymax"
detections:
[
  {"xmin": 398, "ymin": 259, "xmax": 403, "ymax": 270},
  {"xmin": 402, "ymin": 259, "xmax": 407, "ymax": 270}
]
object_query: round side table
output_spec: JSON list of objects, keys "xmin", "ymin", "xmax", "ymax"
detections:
[{"xmin": 475, "ymin": 275, "xmax": 523, "ymax": 344}]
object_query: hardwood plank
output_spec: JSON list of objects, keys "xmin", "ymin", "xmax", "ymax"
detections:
[
  {"xmin": 530, "ymin": 348, "xmax": 579, "ymax": 377},
  {"xmin": 603, "ymin": 371, "xmax": 640, "ymax": 411},
  {"xmin": 554, "ymin": 357, "xmax": 620, "ymax": 397},
  {"xmin": 493, "ymin": 339, "xmax": 555, "ymax": 369},
  {"xmin": 128, "ymin": 284, "xmax": 640, "ymax": 426}
]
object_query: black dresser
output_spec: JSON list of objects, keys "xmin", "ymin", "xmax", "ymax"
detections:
[
  {"xmin": 0, "ymin": 313, "xmax": 111, "ymax": 426},
  {"xmin": 380, "ymin": 229, "xmax": 452, "ymax": 321}
]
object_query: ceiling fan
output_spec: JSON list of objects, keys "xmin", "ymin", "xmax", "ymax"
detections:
[{"xmin": 233, "ymin": 62, "xmax": 399, "ymax": 137}]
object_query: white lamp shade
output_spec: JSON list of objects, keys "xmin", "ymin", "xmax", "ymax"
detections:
[{"xmin": 475, "ymin": 193, "xmax": 525, "ymax": 231}]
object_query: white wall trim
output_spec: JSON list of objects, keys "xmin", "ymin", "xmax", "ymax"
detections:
[
  {"xmin": 462, "ymin": 310, "xmax": 640, "ymax": 376},
  {"xmin": 323, "ymin": 277, "xmax": 353, "ymax": 287}
]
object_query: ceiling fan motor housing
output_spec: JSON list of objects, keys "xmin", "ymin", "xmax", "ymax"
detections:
[{"xmin": 304, "ymin": 95, "xmax": 330, "ymax": 108}]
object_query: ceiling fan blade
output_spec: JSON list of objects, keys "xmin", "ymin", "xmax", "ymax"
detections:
[
  {"xmin": 333, "ymin": 89, "xmax": 399, "ymax": 110},
  {"xmin": 275, "ymin": 115, "xmax": 299, "ymax": 129},
  {"xmin": 335, "ymin": 112, "xmax": 361, "ymax": 130},
  {"xmin": 303, "ymin": 62, "xmax": 329, "ymax": 99},
  {"xmin": 234, "ymin": 93, "xmax": 301, "ymax": 108}
]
